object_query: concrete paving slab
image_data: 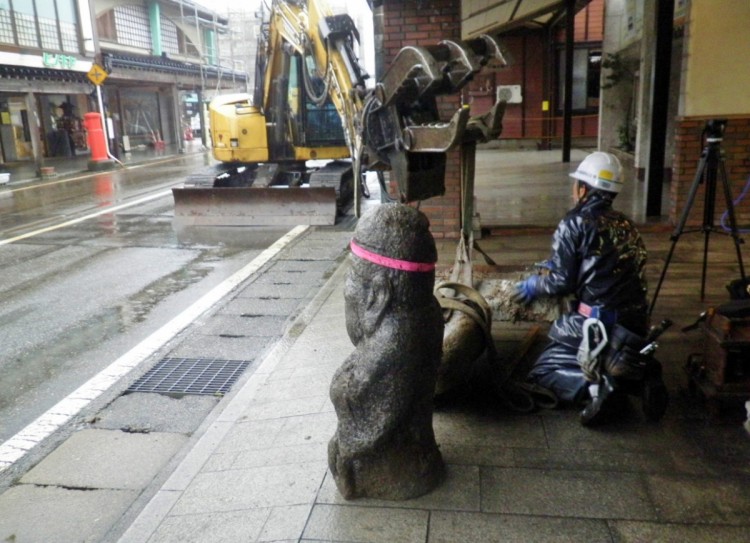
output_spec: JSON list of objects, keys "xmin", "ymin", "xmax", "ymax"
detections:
[
  {"xmin": 257, "ymin": 504, "xmax": 313, "ymax": 542},
  {"xmin": 302, "ymin": 503, "xmax": 429, "ymax": 543},
  {"xmin": 608, "ymin": 520, "xmax": 750, "ymax": 542},
  {"xmin": 265, "ymin": 258, "xmax": 339, "ymax": 280},
  {"xmin": 0, "ymin": 484, "xmax": 137, "ymax": 543},
  {"xmin": 436, "ymin": 442, "xmax": 515, "ymax": 467},
  {"xmin": 540, "ymin": 410, "xmax": 693, "ymax": 452},
  {"xmin": 271, "ymin": 360, "xmax": 344, "ymax": 384},
  {"xmin": 169, "ymin": 333, "xmax": 274, "ymax": 360},
  {"xmin": 213, "ymin": 417, "xmax": 288, "ymax": 454},
  {"xmin": 20, "ymin": 429, "xmax": 186, "ymax": 490},
  {"xmin": 273, "ymin": 411, "xmax": 337, "ymax": 447},
  {"xmin": 278, "ymin": 335, "xmax": 353, "ymax": 370},
  {"xmin": 433, "ymin": 410, "xmax": 548, "ymax": 449},
  {"xmin": 238, "ymin": 394, "xmax": 329, "ymax": 422},
  {"xmin": 428, "ymin": 511, "xmax": 612, "ymax": 543},
  {"xmin": 168, "ymin": 461, "xmax": 327, "ymax": 515},
  {"xmin": 218, "ymin": 296, "xmax": 302, "ymax": 316},
  {"xmin": 280, "ymin": 236, "xmax": 352, "ymax": 261},
  {"xmin": 481, "ymin": 466, "xmax": 656, "ymax": 520},
  {"xmin": 316, "ymin": 464, "xmax": 481, "ymax": 512},
  {"xmin": 238, "ymin": 281, "xmax": 318, "ymax": 299},
  {"xmin": 92, "ymin": 392, "xmax": 219, "ymax": 434},
  {"xmin": 680, "ymin": 424, "xmax": 750, "ymax": 475},
  {"xmin": 194, "ymin": 313, "xmax": 287, "ymax": 337},
  {"xmin": 647, "ymin": 473, "xmax": 750, "ymax": 525},
  {"xmin": 510, "ymin": 445, "xmax": 698, "ymax": 475},
  {"xmin": 208, "ymin": 440, "xmax": 328, "ymax": 471},
  {"xmin": 251, "ymin": 375, "xmax": 331, "ymax": 403},
  {"xmin": 147, "ymin": 507, "xmax": 271, "ymax": 543},
  {"xmin": 263, "ymin": 370, "xmax": 335, "ymax": 396}
]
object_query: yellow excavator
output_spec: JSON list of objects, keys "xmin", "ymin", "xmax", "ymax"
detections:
[{"xmin": 172, "ymin": 0, "xmax": 507, "ymax": 226}]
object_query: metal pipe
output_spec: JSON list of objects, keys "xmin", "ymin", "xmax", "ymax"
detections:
[{"xmin": 96, "ymin": 85, "xmax": 124, "ymax": 167}]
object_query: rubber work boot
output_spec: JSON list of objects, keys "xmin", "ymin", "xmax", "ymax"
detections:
[
  {"xmin": 641, "ymin": 360, "xmax": 669, "ymax": 422},
  {"xmin": 580, "ymin": 376, "xmax": 615, "ymax": 427}
]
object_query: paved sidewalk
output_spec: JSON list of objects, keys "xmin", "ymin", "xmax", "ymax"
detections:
[
  {"xmin": 111, "ymin": 148, "xmax": 750, "ymax": 543},
  {"xmin": 117, "ymin": 230, "xmax": 750, "ymax": 542}
]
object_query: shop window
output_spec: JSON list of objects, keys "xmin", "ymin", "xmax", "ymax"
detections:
[
  {"xmin": 37, "ymin": 0, "xmax": 59, "ymax": 50},
  {"xmin": 1, "ymin": 0, "xmax": 79, "ymax": 52},
  {"xmin": 14, "ymin": 9, "xmax": 37, "ymax": 48},
  {"xmin": 120, "ymin": 90, "xmax": 160, "ymax": 146},
  {"xmin": 556, "ymin": 47, "xmax": 601, "ymax": 113},
  {"xmin": 113, "ymin": 4, "xmax": 151, "ymax": 50},
  {"xmin": 161, "ymin": 15, "xmax": 178, "ymax": 55},
  {"xmin": 57, "ymin": 0, "xmax": 77, "ymax": 52},
  {"xmin": 0, "ymin": 0, "xmax": 14, "ymax": 44}
]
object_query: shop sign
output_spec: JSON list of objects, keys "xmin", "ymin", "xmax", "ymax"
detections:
[{"xmin": 42, "ymin": 52, "xmax": 77, "ymax": 69}]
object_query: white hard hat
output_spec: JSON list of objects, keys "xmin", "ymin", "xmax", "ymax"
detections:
[{"xmin": 569, "ymin": 151, "xmax": 623, "ymax": 193}]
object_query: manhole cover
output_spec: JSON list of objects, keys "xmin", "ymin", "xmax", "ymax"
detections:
[{"xmin": 127, "ymin": 357, "xmax": 252, "ymax": 396}]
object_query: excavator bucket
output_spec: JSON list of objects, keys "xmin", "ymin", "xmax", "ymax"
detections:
[
  {"xmin": 172, "ymin": 187, "xmax": 338, "ymax": 226},
  {"xmin": 361, "ymin": 35, "xmax": 508, "ymax": 203}
]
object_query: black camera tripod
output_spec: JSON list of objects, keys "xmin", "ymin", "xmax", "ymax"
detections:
[{"xmin": 649, "ymin": 120, "xmax": 747, "ymax": 314}]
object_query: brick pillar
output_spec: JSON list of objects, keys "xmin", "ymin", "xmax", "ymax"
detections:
[
  {"xmin": 671, "ymin": 117, "xmax": 750, "ymax": 229},
  {"xmin": 381, "ymin": 0, "xmax": 462, "ymax": 240}
]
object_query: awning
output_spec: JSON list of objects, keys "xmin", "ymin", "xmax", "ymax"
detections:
[{"xmin": 461, "ymin": 0, "xmax": 591, "ymax": 39}]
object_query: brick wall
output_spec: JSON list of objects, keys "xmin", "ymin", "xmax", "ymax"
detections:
[
  {"xmin": 671, "ymin": 117, "xmax": 750, "ymax": 229},
  {"xmin": 381, "ymin": 0, "xmax": 462, "ymax": 239}
]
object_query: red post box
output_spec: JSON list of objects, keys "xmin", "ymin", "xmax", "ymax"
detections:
[{"xmin": 84, "ymin": 112, "xmax": 108, "ymax": 163}]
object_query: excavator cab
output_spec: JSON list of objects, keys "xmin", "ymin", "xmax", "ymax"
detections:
[{"xmin": 284, "ymin": 53, "xmax": 348, "ymax": 156}]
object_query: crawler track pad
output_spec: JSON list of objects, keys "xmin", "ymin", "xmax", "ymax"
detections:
[{"xmin": 172, "ymin": 187, "xmax": 337, "ymax": 226}]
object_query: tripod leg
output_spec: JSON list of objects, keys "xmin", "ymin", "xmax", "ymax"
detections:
[
  {"xmin": 701, "ymin": 228, "xmax": 710, "ymax": 299},
  {"xmin": 649, "ymin": 152, "xmax": 709, "ymax": 314},
  {"xmin": 650, "ymin": 237, "xmax": 680, "ymax": 314},
  {"xmin": 719, "ymin": 159, "xmax": 747, "ymax": 279}
]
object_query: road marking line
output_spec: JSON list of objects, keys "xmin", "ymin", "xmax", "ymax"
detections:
[
  {"xmin": 0, "ymin": 190, "xmax": 172, "ymax": 247},
  {"xmin": 0, "ymin": 224, "xmax": 310, "ymax": 472}
]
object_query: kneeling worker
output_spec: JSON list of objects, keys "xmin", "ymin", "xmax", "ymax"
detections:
[{"xmin": 512, "ymin": 151, "xmax": 665, "ymax": 425}]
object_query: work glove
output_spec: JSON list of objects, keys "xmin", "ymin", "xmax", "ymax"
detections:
[
  {"xmin": 511, "ymin": 274, "xmax": 540, "ymax": 305},
  {"xmin": 534, "ymin": 259, "xmax": 555, "ymax": 272}
]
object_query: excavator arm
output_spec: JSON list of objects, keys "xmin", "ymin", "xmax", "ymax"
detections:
[{"xmin": 297, "ymin": 0, "xmax": 508, "ymax": 204}]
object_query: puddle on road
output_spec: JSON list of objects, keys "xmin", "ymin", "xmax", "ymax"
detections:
[{"xmin": 173, "ymin": 224, "xmax": 291, "ymax": 250}]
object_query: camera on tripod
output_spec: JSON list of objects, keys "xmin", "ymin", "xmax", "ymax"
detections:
[
  {"xmin": 650, "ymin": 117, "xmax": 747, "ymax": 311},
  {"xmin": 704, "ymin": 119, "xmax": 728, "ymax": 142}
]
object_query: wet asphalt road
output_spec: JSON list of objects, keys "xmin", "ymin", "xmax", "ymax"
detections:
[{"xmin": 0, "ymin": 154, "xmax": 291, "ymax": 443}]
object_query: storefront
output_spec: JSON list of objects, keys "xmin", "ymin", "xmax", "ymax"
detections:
[
  {"xmin": 100, "ymin": 51, "xmax": 247, "ymax": 154},
  {"xmin": 0, "ymin": 52, "xmax": 94, "ymax": 166}
]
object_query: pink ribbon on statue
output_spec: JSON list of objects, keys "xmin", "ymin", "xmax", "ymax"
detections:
[{"xmin": 350, "ymin": 240, "xmax": 435, "ymax": 273}]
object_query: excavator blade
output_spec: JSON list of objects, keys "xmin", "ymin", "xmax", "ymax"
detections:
[{"xmin": 172, "ymin": 187, "xmax": 338, "ymax": 226}]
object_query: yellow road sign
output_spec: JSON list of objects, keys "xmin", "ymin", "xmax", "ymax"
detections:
[{"xmin": 87, "ymin": 64, "xmax": 108, "ymax": 86}]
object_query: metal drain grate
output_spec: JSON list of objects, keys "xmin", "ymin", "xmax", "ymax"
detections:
[{"xmin": 127, "ymin": 357, "xmax": 251, "ymax": 396}]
